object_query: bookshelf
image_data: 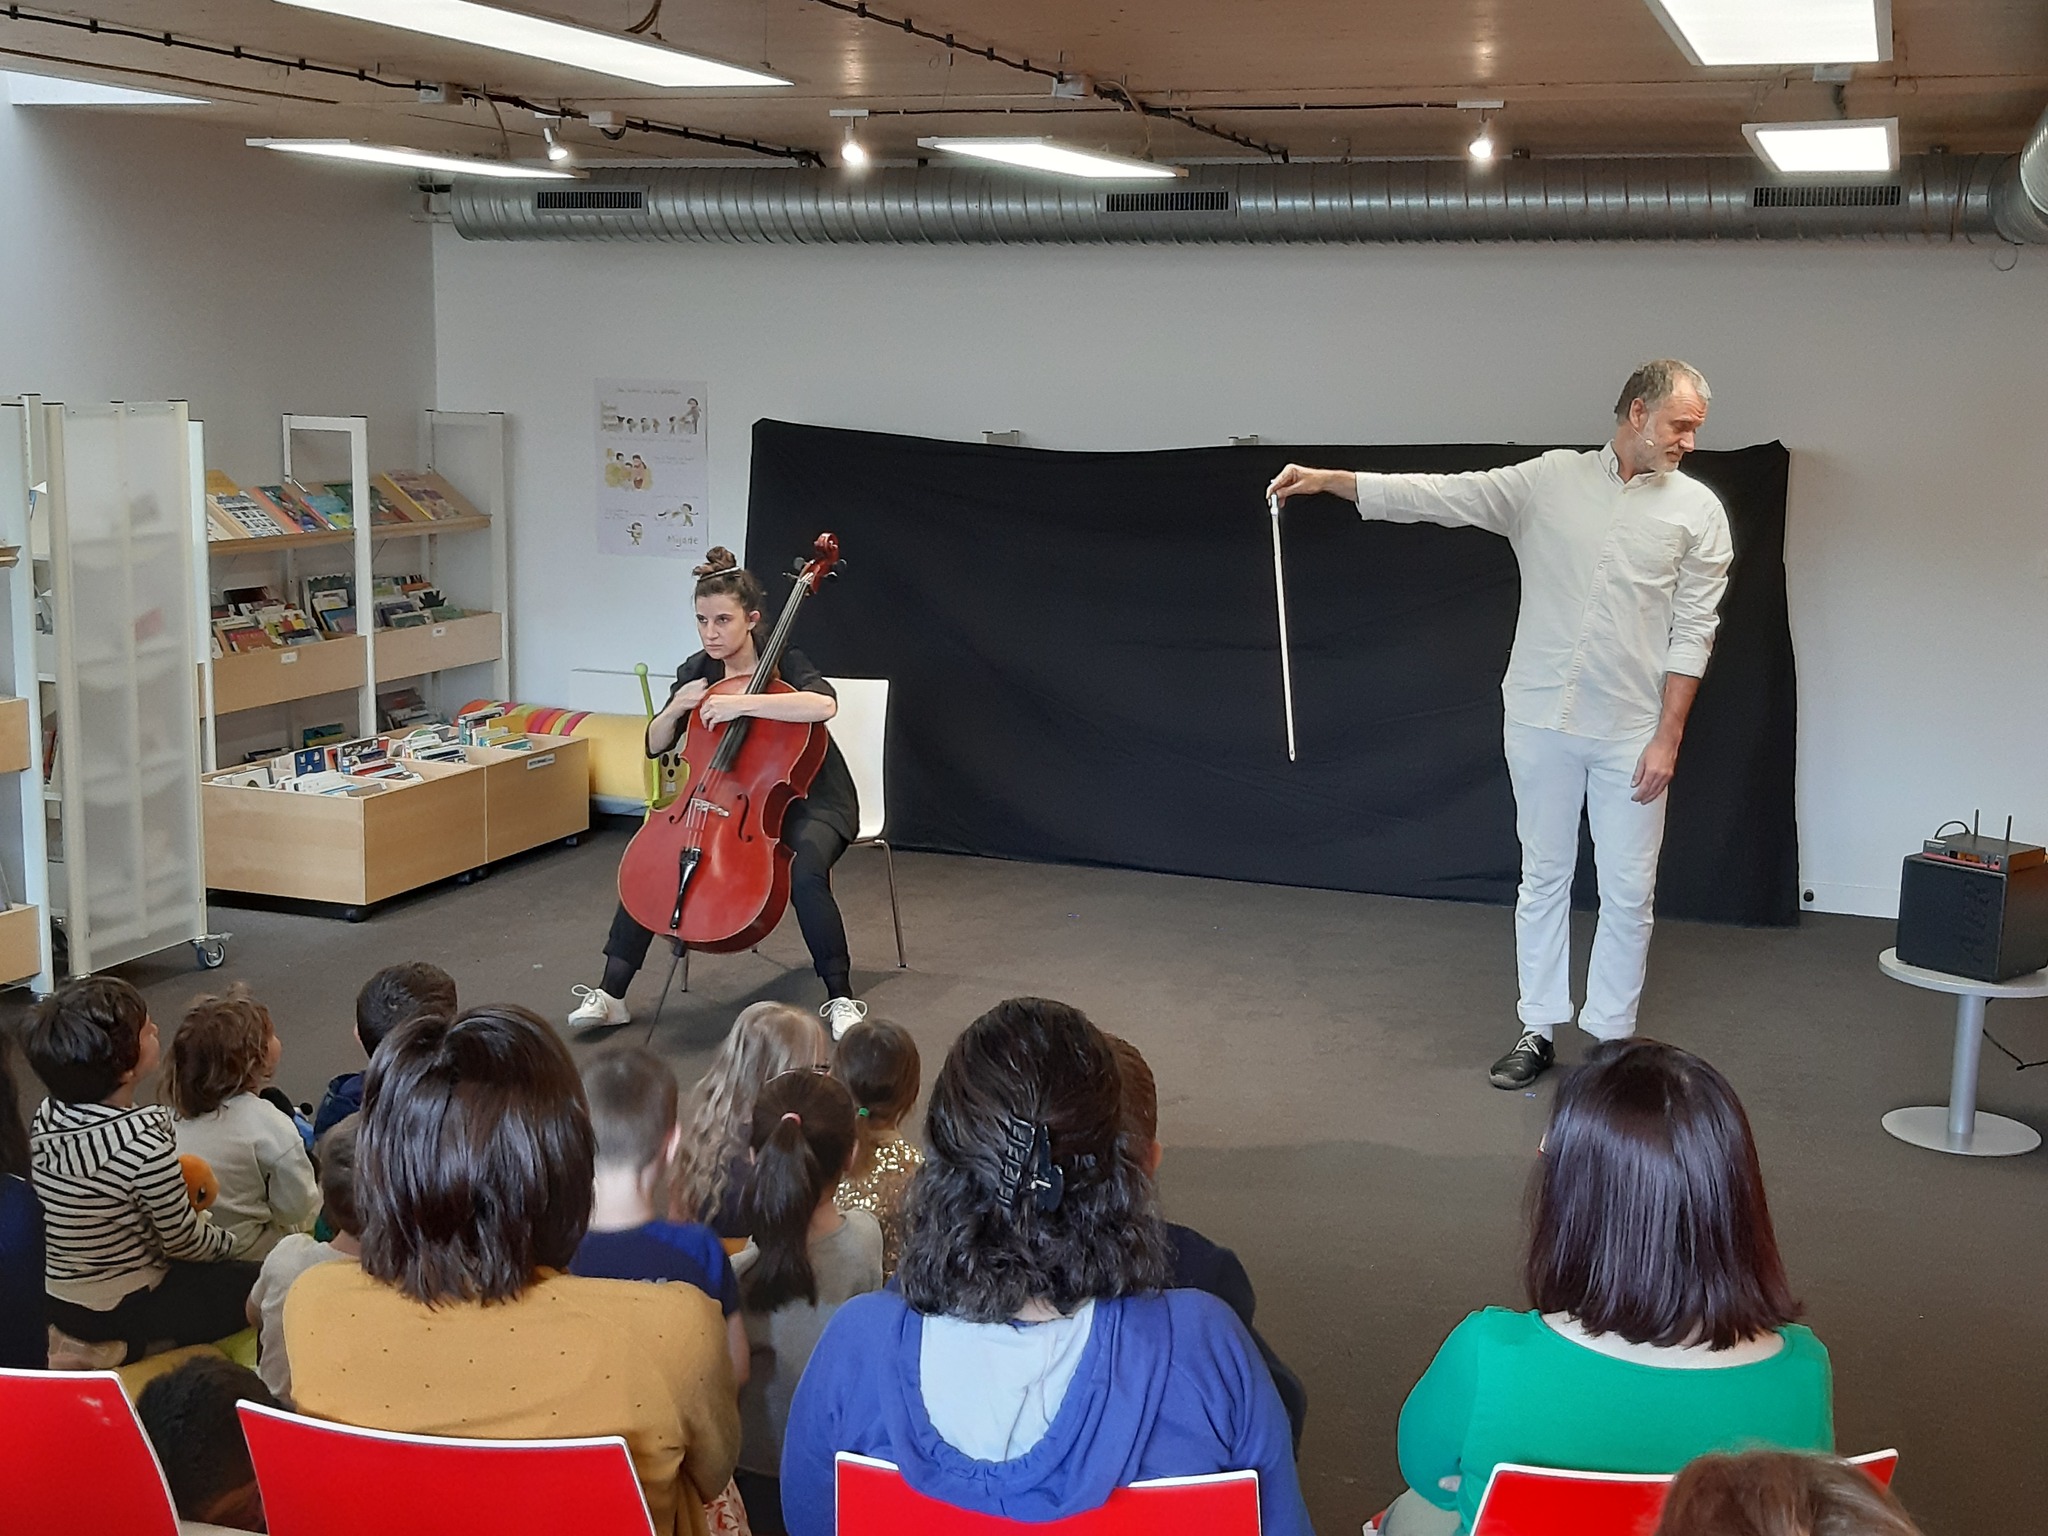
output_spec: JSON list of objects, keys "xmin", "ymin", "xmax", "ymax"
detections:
[
  {"xmin": 9, "ymin": 397, "xmax": 217, "ymax": 980},
  {"xmin": 199, "ymin": 412, "xmax": 509, "ymax": 769},
  {"xmin": 0, "ymin": 402, "xmax": 53, "ymax": 993}
]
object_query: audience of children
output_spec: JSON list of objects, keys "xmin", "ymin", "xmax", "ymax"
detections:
[
  {"xmin": 672, "ymin": 1001, "xmax": 829, "ymax": 1238},
  {"xmin": 313, "ymin": 961, "xmax": 458, "ymax": 1137},
  {"xmin": 245, "ymin": 1113, "xmax": 360, "ymax": 1402},
  {"xmin": 734, "ymin": 1069, "xmax": 882, "ymax": 1535},
  {"xmin": 10, "ymin": 964, "xmax": 1935, "ymax": 1536},
  {"xmin": 25, "ymin": 977, "xmax": 255, "ymax": 1364},
  {"xmin": 283, "ymin": 1004, "xmax": 740, "ymax": 1536},
  {"xmin": 573, "ymin": 1047, "xmax": 749, "ymax": 1387},
  {"xmin": 1105, "ymin": 1031, "xmax": 1310, "ymax": 1453},
  {"xmin": 1656, "ymin": 1450, "xmax": 1922, "ymax": 1536},
  {"xmin": 827, "ymin": 1018, "xmax": 925, "ymax": 1277},
  {"xmin": 133, "ymin": 1353, "xmax": 281, "ymax": 1534},
  {"xmin": 168, "ymin": 986, "xmax": 321, "ymax": 1262},
  {"xmin": 780, "ymin": 996, "xmax": 1313, "ymax": 1536},
  {"xmin": 1380, "ymin": 1036, "xmax": 1833, "ymax": 1535}
]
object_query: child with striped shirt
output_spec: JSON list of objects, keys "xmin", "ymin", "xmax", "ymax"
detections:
[{"xmin": 26, "ymin": 977, "xmax": 258, "ymax": 1365}]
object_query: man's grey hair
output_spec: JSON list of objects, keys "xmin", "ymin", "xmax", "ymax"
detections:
[{"xmin": 1614, "ymin": 359, "xmax": 1710, "ymax": 421}]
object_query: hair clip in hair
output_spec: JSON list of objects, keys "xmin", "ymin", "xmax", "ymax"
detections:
[
  {"xmin": 780, "ymin": 1111, "xmax": 803, "ymax": 1127},
  {"xmin": 855, "ymin": 1106, "xmax": 871, "ymax": 1118},
  {"xmin": 998, "ymin": 1115, "xmax": 1064, "ymax": 1214}
]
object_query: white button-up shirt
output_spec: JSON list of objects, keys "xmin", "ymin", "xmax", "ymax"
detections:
[{"xmin": 1354, "ymin": 446, "xmax": 1733, "ymax": 741}]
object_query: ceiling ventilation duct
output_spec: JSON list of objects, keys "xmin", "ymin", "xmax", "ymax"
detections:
[
  {"xmin": 451, "ymin": 153, "xmax": 2046, "ymax": 245},
  {"xmin": 1991, "ymin": 104, "xmax": 2048, "ymax": 244}
]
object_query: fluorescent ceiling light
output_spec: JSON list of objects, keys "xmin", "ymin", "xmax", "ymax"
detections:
[
  {"xmin": 248, "ymin": 138, "xmax": 579, "ymax": 179},
  {"xmin": 3, "ymin": 71, "xmax": 207, "ymax": 106},
  {"xmin": 1644, "ymin": 0, "xmax": 1889, "ymax": 66},
  {"xmin": 272, "ymin": 0, "xmax": 789, "ymax": 88},
  {"xmin": 1743, "ymin": 118, "xmax": 1899, "ymax": 175},
  {"xmin": 917, "ymin": 137, "xmax": 1182, "ymax": 180}
]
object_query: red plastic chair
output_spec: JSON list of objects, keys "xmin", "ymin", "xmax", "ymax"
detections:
[
  {"xmin": 238, "ymin": 1401, "xmax": 658, "ymax": 1536},
  {"xmin": 835, "ymin": 1452, "xmax": 1261, "ymax": 1535},
  {"xmin": 0, "ymin": 1366, "xmax": 181, "ymax": 1536},
  {"xmin": 1468, "ymin": 1449, "xmax": 1899, "ymax": 1536}
]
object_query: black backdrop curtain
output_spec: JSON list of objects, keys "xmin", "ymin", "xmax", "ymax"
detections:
[{"xmin": 745, "ymin": 421, "xmax": 1799, "ymax": 926}]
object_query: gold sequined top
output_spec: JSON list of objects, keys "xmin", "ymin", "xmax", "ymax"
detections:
[{"xmin": 835, "ymin": 1134, "xmax": 925, "ymax": 1278}]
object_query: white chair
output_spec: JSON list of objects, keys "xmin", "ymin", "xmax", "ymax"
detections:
[{"xmin": 826, "ymin": 676, "xmax": 907, "ymax": 969}]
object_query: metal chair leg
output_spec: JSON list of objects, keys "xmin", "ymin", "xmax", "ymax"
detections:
[
  {"xmin": 878, "ymin": 838, "xmax": 907, "ymax": 968},
  {"xmin": 646, "ymin": 940, "xmax": 687, "ymax": 1043}
]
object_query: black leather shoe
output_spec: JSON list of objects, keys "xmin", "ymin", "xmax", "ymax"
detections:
[{"xmin": 1489, "ymin": 1031, "xmax": 1556, "ymax": 1089}]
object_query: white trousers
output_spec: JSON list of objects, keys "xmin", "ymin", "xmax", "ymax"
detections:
[{"xmin": 1503, "ymin": 720, "xmax": 1669, "ymax": 1041}]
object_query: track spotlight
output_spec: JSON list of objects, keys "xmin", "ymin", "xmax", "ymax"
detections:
[
  {"xmin": 831, "ymin": 108, "xmax": 870, "ymax": 170},
  {"xmin": 542, "ymin": 124, "xmax": 569, "ymax": 163},
  {"xmin": 1459, "ymin": 98, "xmax": 1504, "ymax": 165}
]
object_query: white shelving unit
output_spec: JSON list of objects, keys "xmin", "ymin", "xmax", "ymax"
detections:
[
  {"xmin": 19, "ymin": 397, "xmax": 218, "ymax": 978},
  {"xmin": 0, "ymin": 402, "xmax": 55, "ymax": 994},
  {"xmin": 197, "ymin": 412, "xmax": 509, "ymax": 768}
]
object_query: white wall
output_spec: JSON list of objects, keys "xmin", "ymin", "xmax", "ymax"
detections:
[
  {"xmin": 0, "ymin": 87, "xmax": 435, "ymax": 484},
  {"xmin": 432, "ymin": 230, "xmax": 2048, "ymax": 918}
]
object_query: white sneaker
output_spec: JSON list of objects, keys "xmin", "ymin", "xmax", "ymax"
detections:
[
  {"xmin": 47, "ymin": 1325, "xmax": 125, "ymax": 1370},
  {"xmin": 821, "ymin": 996, "xmax": 868, "ymax": 1041},
  {"xmin": 567, "ymin": 985, "xmax": 631, "ymax": 1029}
]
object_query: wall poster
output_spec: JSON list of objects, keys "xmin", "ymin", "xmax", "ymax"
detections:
[{"xmin": 596, "ymin": 378, "xmax": 708, "ymax": 559}]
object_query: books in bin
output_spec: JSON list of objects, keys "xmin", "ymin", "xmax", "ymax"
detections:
[
  {"xmin": 211, "ymin": 584, "xmax": 322, "ymax": 651},
  {"xmin": 378, "ymin": 687, "xmax": 439, "ymax": 733},
  {"xmin": 250, "ymin": 484, "xmax": 334, "ymax": 535}
]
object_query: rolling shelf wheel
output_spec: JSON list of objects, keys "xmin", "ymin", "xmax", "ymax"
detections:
[
  {"xmin": 193, "ymin": 936, "xmax": 228, "ymax": 970},
  {"xmin": 565, "ymin": 834, "xmax": 581, "ymax": 847},
  {"xmin": 343, "ymin": 907, "xmax": 364, "ymax": 924}
]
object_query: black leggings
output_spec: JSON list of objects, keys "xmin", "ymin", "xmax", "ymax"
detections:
[
  {"xmin": 605, "ymin": 811, "xmax": 853, "ymax": 999},
  {"xmin": 47, "ymin": 1259, "xmax": 263, "ymax": 1360}
]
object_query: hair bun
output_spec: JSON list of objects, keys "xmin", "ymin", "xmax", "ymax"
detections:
[{"xmin": 693, "ymin": 547, "xmax": 739, "ymax": 579}]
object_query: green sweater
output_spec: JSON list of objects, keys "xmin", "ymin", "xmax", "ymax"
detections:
[{"xmin": 1397, "ymin": 1308, "xmax": 1834, "ymax": 1533}]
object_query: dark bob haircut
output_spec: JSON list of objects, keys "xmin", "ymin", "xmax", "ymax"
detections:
[
  {"xmin": 897, "ymin": 997, "xmax": 1169, "ymax": 1324},
  {"xmin": 1527, "ymin": 1037, "xmax": 1797, "ymax": 1350},
  {"xmin": 355, "ymin": 1004, "xmax": 594, "ymax": 1306},
  {"xmin": 355, "ymin": 960, "xmax": 458, "ymax": 1055},
  {"xmin": 24, "ymin": 976, "xmax": 151, "ymax": 1105}
]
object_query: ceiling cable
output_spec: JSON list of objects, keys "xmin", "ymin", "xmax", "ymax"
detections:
[
  {"xmin": 0, "ymin": 2, "xmax": 822, "ymax": 163},
  {"xmin": 798, "ymin": 0, "xmax": 1289, "ymax": 161}
]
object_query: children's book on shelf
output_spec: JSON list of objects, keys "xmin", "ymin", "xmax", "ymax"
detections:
[
  {"xmin": 303, "ymin": 574, "xmax": 355, "ymax": 635},
  {"xmin": 301, "ymin": 721, "xmax": 349, "ymax": 749},
  {"xmin": 323, "ymin": 479, "xmax": 410, "ymax": 528},
  {"xmin": 204, "ymin": 471, "xmax": 291, "ymax": 540},
  {"xmin": 212, "ymin": 585, "xmax": 322, "ymax": 650},
  {"xmin": 286, "ymin": 481, "xmax": 352, "ymax": 531},
  {"xmin": 249, "ymin": 484, "xmax": 333, "ymax": 535},
  {"xmin": 378, "ymin": 471, "xmax": 484, "ymax": 524}
]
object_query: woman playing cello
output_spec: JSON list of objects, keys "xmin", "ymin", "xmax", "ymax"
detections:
[{"xmin": 568, "ymin": 549, "xmax": 866, "ymax": 1039}]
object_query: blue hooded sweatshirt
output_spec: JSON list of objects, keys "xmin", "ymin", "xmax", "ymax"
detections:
[{"xmin": 780, "ymin": 1287, "xmax": 1314, "ymax": 1536}]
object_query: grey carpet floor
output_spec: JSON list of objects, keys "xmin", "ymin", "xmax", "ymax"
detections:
[{"xmin": 10, "ymin": 825, "xmax": 2046, "ymax": 1536}]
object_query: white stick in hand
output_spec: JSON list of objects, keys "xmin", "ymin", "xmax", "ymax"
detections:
[{"xmin": 1268, "ymin": 491, "xmax": 1298, "ymax": 763}]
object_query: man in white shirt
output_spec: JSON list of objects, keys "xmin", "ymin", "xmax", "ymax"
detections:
[{"xmin": 1268, "ymin": 361, "xmax": 1733, "ymax": 1088}]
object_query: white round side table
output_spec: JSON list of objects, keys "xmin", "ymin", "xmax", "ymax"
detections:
[{"xmin": 1877, "ymin": 948, "xmax": 2047, "ymax": 1157}]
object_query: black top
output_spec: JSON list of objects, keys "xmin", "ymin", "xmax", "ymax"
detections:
[
  {"xmin": 661, "ymin": 645, "xmax": 859, "ymax": 842},
  {"xmin": 1168, "ymin": 1221, "xmax": 1308, "ymax": 1455}
]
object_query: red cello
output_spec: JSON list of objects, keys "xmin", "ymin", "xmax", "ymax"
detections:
[{"xmin": 617, "ymin": 533, "xmax": 842, "ymax": 953}]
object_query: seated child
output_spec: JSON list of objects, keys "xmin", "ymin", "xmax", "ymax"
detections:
[
  {"xmin": 829, "ymin": 1019, "xmax": 925, "ymax": 1278},
  {"xmin": 314, "ymin": 961, "xmax": 457, "ymax": 1137},
  {"xmin": 1658, "ymin": 1450, "xmax": 1922, "ymax": 1536},
  {"xmin": 572, "ymin": 1048, "xmax": 748, "ymax": 1387},
  {"xmin": 246, "ymin": 1114, "xmax": 360, "ymax": 1402},
  {"xmin": 674, "ymin": 1002, "xmax": 830, "ymax": 1237},
  {"xmin": 134, "ymin": 1353, "xmax": 282, "ymax": 1534},
  {"xmin": 169, "ymin": 987, "xmax": 320, "ymax": 1261},
  {"xmin": 736, "ymin": 1071, "xmax": 882, "ymax": 1535},
  {"xmin": 26, "ymin": 978, "xmax": 256, "ymax": 1364},
  {"xmin": 1105, "ymin": 1033, "xmax": 1309, "ymax": 1453}
]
